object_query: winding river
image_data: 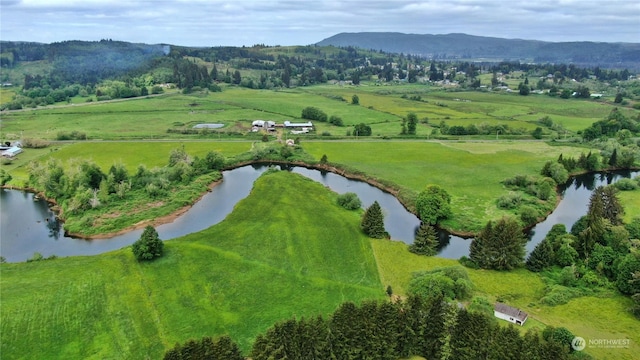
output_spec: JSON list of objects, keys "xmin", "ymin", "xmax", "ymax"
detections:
[{"xmin": 0, "ymin": 165, "xmax": 637, "ymax": 262}]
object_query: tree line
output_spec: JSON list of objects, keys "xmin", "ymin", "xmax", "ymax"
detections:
[{"xmin": 166, "ymin": 294, "xmax": 575, "ymax": 360}]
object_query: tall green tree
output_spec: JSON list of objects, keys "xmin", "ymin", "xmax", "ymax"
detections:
[
  {"xmin": 415, "ymin": 185, "xmax": 452, "ymax": 225},
  {"xmin": 410, "ymin": 222, "xmax": 439, "ymax": 256},
  {"xmin": 406, "ymin": 112, "xmax": 418, "ymax": 135},
  {"xmin": 361, "ymin": 201, "xmax": 387, "ymax": 238},
  {"xmin": 232, "ymin": 70, "xmax": 241, "ymax": 84},
  {"xmin": 526, "ymin": 239, "xmax": 554, "ymax": 272},
  {"xmin": 132, "ymin": 225, "xmax": 164, "ymax": 261},
  {"xmin": 469, "ymin": 217, "xmax": 527, "ymax": 270}
]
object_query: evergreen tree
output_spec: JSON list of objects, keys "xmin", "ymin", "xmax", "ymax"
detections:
[
  {"xmin": 526, "ymin": 239, "xmax": 554, "ymax": 272},
  {"xmin": 469, "ymin": 217, "xmax": 526, "ymax": 270},
  {"xmin": 132, "ymin": 225, "xmax": 164, "ymax": 261},
  {"xmin": 361, "ymin": 201, "xmax": 387, "ymax": 238},
  {"xmin": 409, "ymin": 222, "xmax": 439, "ymax": 256},
  {"xmin": 598, "ymin": 186, "xmax": 624, "ymax": 225}
]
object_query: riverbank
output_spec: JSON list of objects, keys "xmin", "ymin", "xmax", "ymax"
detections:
[{"xmin": 3, "ymin": 158, "xmax": 637, "ymax": 241}]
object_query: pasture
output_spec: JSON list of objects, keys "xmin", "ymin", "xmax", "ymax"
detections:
[
  {"xmin": 1, "ymin": 84, "xmax": 632, "ymax": 141},
  {"xmin": 303, "ymin": 140, "xmax": 588, "ymax": 231},
  {"xmin": 0, "ymin": 171, "xmax": 384, "ymax": 358}
]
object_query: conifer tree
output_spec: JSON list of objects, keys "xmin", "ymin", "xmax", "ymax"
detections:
[
  {"xmin": 469, "ymin": 217, "xmax": 526, "ymax": 270},
  {"xmin": 132, "ymin": 225, "xmax": 164, "ymax": 261},
  {"xmin": 526, "ymin": 239, "xmax": 554, "ymax": 272},
  {"xmin": 410, "ymin": 222, "xmax": 439, "ymax": 256},
  {"xmin": 361, "ymin": 201, "xmax": 387, "ymax": 238}
]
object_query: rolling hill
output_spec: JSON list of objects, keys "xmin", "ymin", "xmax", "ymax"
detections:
[{"xmin": 317, "ymin": 32, "xmax": 640, "ymax": 69}]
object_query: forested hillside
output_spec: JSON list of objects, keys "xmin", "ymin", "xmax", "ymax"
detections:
[
  {"xmin": 316, "ymin": 32, "xmax": 640, "ymax": 70},
  {"xmin": 1, "ymin": 38, "xmax": 638, "ymax": 112}
]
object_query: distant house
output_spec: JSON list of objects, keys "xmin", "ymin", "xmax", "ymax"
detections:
[{"xmin": 494, "ymin": 302, "xmax": 528, "ymax": 326}]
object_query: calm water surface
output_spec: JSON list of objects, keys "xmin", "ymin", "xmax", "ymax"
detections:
[{"xmin": 1, "ymin": 166, "xmax": 637, "ymax": 262}]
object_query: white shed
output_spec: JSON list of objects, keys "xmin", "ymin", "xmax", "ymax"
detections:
[
  {"xmin": 494, "ymin": 302, "xmax": 528, "ymax": 326},
  {"xmin": 2, "ymin": 146, "xmax": 23, "ymax": 158}
]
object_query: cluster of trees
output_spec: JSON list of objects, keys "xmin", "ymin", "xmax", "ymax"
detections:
[
  {"xmin": 582, "ymin": 108, "xmax": 640, "ymax": 141},
  {"xmin": 526, "ymin": 186, "xmax": 640, "ymax": 315},
  {"xmin": 26, "ymin": 148, "xmax": 226, "ymax": 216},
  {"xmin": 301, "ymin": 106, "xmax": 344, "ymax": 127},
  {"xmin": 164, "ymin": 335, "xmax": 243, "ymax": 360},
  {"xmin": 400, "ymin": 112, "xmax": 418, "ymax": 135},
  {"xmin": 178, "ymin": 295, "xmax": 576, "ymax": 360},
  {"xmin": 408, "ymin": 266, "xmax": 473, "ymax": 301},
  {"xmin": 438, "ymin": 121, "xmax": 528, "ymax": 137}
]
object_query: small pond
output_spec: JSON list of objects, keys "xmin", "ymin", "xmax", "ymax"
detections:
[
  {"xmin": 0, "ymin": 165, "xmax": 637, "ymax": 262},
  {"xmin": 193, "ymin": 123, "xmax": 224, "ymax": 129}
]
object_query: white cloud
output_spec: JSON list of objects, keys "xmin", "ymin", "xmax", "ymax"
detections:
[{"xmin": 1, "ymin": 0, "xmax": 638, "ymax": 45}]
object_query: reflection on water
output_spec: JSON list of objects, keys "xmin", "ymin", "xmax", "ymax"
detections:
[{"xmin": 1, "ymin": 166, "xmax": 637, "ymax": 262}]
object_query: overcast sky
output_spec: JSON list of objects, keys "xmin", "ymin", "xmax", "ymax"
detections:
[{"xmin": 1, "ymin": 0, "xmax": 639, "ymax": 46}]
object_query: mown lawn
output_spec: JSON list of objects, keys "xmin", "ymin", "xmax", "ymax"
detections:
[
  {"xmin": 303, "ymin": 140, "xmax": 588, "ymax": 232},
  {"xmin": 0, "ymin": 171, "xmax": 384, "ymax": 358},
  {"xmin": 370, "ymin": 239, "xmax": 640, "ymax": 360}
]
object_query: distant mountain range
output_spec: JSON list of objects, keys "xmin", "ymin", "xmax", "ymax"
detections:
[{"xmin": 317, "ymin": 33, "xmax": 640, "ymax": 69}]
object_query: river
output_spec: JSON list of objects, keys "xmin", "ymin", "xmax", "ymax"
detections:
[{"xmin": 0, "ymin": 165, "xmax": 637, "ymax": 262}]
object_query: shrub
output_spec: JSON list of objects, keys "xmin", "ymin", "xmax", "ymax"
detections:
[
  {"xmin": 132, "ymin": 226, "xmax": 164, "ymax": 261},
  {"xmin": 21, "ymin": 138, "xmax": 50, "ymax": 148},
  {"xmin": 337, "ymin": 192, "xmax": 362, "ymax": 210},
  {"xmin": 519, "ymin": 205, "xmax": 539, "ymax": 225},
  {"xmin": 301, "ymin": 106, "xmax": 328, "ymax": 122},
  {"xmin": 408, "ymin": 266, "xmax": 472, "ymax": 301},
  {"xmin": 497, "ymin": 192, "xmax": 523, "ymax": 209},
  {"xmin": 614, "ymin": 178, "xmax": 638, "ymax": 191}
]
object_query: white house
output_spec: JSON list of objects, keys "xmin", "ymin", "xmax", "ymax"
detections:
[{"xmin": 494, "ymin": 302, "xmax": 528, "ymax": 326}]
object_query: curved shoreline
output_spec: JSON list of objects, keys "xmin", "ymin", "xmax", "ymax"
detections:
[{"xmin": 3, "ymin": 162, "xmax": 638, "ymax": 240}]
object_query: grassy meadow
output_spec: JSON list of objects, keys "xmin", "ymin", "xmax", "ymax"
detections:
[
  {"xmin": 2, "ymin": 84, "xmax": 633, "ymax": 141},
  {"xmin": 2, "ymin": 82, "xmax": 640, "ymax": 359},
  {"xmin": 303, "ymin": 140, "xmax": 588, "ymax": 232},
  {"xmin": 0, "ymin": 171, "xmax": 384, "ymax": 358},
  {"xmin": 370, "ymin": 239, "xmax": 640, "ymax": 360}
]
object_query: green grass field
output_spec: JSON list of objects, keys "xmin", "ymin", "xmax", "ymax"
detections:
[
  {"xmin": 303, "ymin": 140, "xmax": 588, "ymax": 231},
  {"xmin": 2, "ymin": 84, "xmax": 633, "ymax": 141},
  {"xmin": 370, "ymin": 239, "xmax": 640, "ymax": 360},
  {"xmin": 0, "ymin": 171, "xmax": 384, "ymax": 358}
]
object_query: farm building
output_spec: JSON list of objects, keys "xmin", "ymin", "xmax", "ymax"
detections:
[
  {"xmin": 252, "ymin": 120, "xmax": 276, "ymax": 132},
  {"xmin": 494, "ymin": 302, "xmax": 528, "ymax": 326},
  {"xmin": 2, "ymin": 146, "xmax": 23, "ymax": 158},
  {"xmin": 284, "ymin": 120, "xmax": 313, "ymax": 128}
]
